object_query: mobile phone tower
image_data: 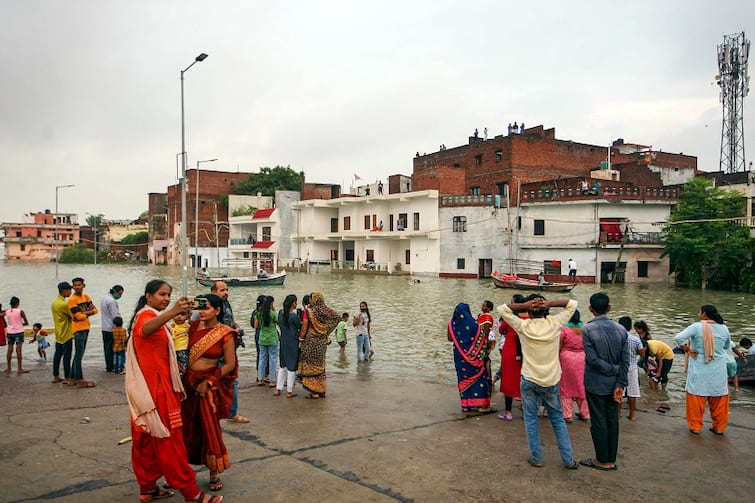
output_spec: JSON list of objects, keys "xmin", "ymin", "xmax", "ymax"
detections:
[{"xmin": 716, "ymin": 31, "xmax": 750, "ymax": 173}]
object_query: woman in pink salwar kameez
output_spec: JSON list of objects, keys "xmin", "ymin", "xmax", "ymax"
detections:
[{"xmin": 559, "ymin": 310, "xmax": 590, "ymax": 422}]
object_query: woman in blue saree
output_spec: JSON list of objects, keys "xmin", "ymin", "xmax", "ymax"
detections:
[{"xmin": 447, "ymin": 303, "xmax": 494, "ymax": 415}]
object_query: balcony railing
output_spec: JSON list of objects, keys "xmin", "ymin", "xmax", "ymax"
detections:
[
  {"xmin": 521, "ymin": 186, "xmax": 681, "ymax": 203},
  {"xmin": 600, "ymin": 231, "xmax": 663, "ymax": 245},
  {"xmin": 440, "ymin": 194, "xmax": 507, "ymax": 207}
]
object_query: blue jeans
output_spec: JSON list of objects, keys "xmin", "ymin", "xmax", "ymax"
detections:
[
  {"xmin": 356, "ymin": 334, "xmax": 371, "ymax": 361},
  {"xmin": 113, "ymin": 351, "xmax": 125, "ymax": 373},
  {"xmin": 258, "ymin": 344, "xmax": 278, "ymax": 382},
  {"xmin": 53, "ymin": 340, "xmax": 73, "ymax": 379},
  {"xmin": 229, "ymin": 379, "xmax": 239, "ymax": 418},
  {"xmin": 520, "ymin": 377, "xmax": 574, "ymax": 465},
  {"xmin": 72, "ymin": 330, "xmax": 89, "ymax": 381}
]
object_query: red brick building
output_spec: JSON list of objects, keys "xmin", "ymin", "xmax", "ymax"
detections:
[{"xmin": 412, "ymin": 125, "xmax": 696, "ymax": 202}]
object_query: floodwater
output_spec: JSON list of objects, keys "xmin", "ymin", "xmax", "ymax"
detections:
[{"xmin": 2, "ymin": 261, "xmax": 753, "ymax": 404}]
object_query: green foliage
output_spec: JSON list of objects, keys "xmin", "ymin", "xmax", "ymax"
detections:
[
  {"xmin": 121, "ymin": 231, "xmax": 149, "ymax": 245},
  {"xmin": 85, "ymin": 214, "xmax": 104, "ymax": 227},
  {"xmin": 59, "ymin": 245, "xmax": 94, "ymax": 264},
  {"xmin": 231, "ymin": 205, "xmax": 257, "ymax": 217},
  {"xmin": 138, "ymin": 210, "xmax": 149, "ymax": 219},
  {"xmin": 230, "ymin": 165, "xmax": 304, "ymax": 198},
  {"xmin": 662, "ymin": 177, "xmax": 755, "ymax": 290}
]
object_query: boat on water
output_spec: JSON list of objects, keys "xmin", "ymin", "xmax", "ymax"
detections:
[
  {"xmin": 196, "ymin": 270, "xmax": 286, "ymax": 287},
  {"xmin": 491, "ymin": 272, "xmax": 577, "ymax": 292},
  {"xmin": 730, "ymin": 357, "xmax": 755, "ymax": 384}
]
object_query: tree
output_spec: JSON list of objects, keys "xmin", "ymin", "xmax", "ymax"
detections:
[
  {"xmin": 230, "ymin": 165, "xmax": 303, "ymax": 197},
  {"xmin": 138, "ymin": 210, "xmax": 149, "ymax": 220},
  {"xmin": 85, "ymin": 214, "xmax": 104, "ymax": 227},
  {"xmin": 121, "ymin": 231, "xmax": 149, "ymax": 245},
  {"xmin": 59, "ymin": 245, "xmax": 94, "ymax": 264},
  {"xmin": 662, "ymin": 177, "xmax": 755, "ymax": 290}
]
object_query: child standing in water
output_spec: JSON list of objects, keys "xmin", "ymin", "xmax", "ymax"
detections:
[
  {"xmin": 29, "ymin": 323, "xmax": 50, "ymax": 361},
  {"xmin": 4, "ymin": 296, "xmax": 29, "ymax": 374},
  {"xmin": 171, "ymin": 311, "xmax": 190, "ymax": 373},
  {"xmin": 335, "ymin": 313, "xmax": 349, "ymax": 354}
]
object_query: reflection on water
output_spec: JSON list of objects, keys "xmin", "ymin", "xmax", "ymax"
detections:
[{"xmin": 1, "ymin": 261, "xmax": 753, "ymax": 404}]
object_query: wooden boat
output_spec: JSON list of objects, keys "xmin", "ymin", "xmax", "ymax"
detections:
[
  {"xmin": 196, "ymin": 270, "xmax": 286, "ymax": 287},
  {"xmin": 491, "ymin": 272, "xmax": 577, "ymax": 292}
]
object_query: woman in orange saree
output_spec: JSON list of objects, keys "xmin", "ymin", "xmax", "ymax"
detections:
[
  {"xmin": 126, "ymin": 280, "xmax": 222, "ymax": 503},
  {"xmin": 181, "ymin": 294, "xmax": 237, "ymax": 493}
]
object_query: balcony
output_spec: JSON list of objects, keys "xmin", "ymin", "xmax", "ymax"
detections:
[
  {"xmin": 521, "ymin": 185, "xmax": 680, "ymax": 204},
  {"xmin": 440, "ymin": 194, "xmax": 507, "ymax": 207},
  {"xmin": 600, "ymin": 231, "xmax": 663, "ymax": 246}
]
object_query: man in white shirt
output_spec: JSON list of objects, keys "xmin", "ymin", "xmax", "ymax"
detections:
[{"xmin": 568, "ymin": 258, "xmax": 577, "ymax": 278}]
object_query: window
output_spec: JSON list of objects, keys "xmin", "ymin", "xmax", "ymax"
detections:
[
  {"xmin": 343, "ymin": 216, "xmax": 351, "ymax": 230},
  {"xmin": 453, "ymin": 216, "xmax": 467, "ymax": 232},
  {"xmin": 496, "ymin": 182, "xmax": 508, "ymax": 196},
  {"xmin": 517, "ymin": 216, "xmax": 522, "ymax": 230},
  {"xmin": 413, "ymin": 212, "xmax": 420, "ymax": 231},
  {"xmin": 457, "ymin": 258, "xmax": 465, "ymax": 269},
  {"xmin": 20, "ymin": 244, "xmax": 26, "ymax": 251},
  {"xmin": 638, "ymin": 261, "xmax": 649, "ymax": 278},
  {"xmin": 364, "ymin": 215, "xmax": 371, "ymax": 230},
  {"xmin": 496, "ymin": 150, "xmax": 502, "ymax": 162},
  {"xmin": 405, "ymin": 249, "xmax": 411, "ymax": 265},
  {"xmin": 398, "ymin": 213, "xmax": 407, "ymax": 230},
  {"xmin": 471, "ymin": 186, "xmax": 480, "ymax": 196},
  {"xmin": 330, "ymin": 218, "xmax": 338, "ymax": 232},
  {"xmin": 243, "ymin": 252, "xmax": 249, "ymax": 258},
  {"xmin": 366, "ymin": 249, "xmax": 374, "ymax": 262},
  {"xmin": 262, "ymin": 226, "xmax": 271, "ymax": 241},
  {"xmin": 534, "ymin": 219, "xmax": 545, "ymax": 236},
  {"xmin": 475, "ymin": 154, "xmax": 482, "ymax": 166}
]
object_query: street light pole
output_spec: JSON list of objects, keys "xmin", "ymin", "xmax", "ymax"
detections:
[
  {"xmin": 55, "ymin": 184, "xmax": 75, "ymax": 278},
  {"xmin": 180, "ymin": 52, "xmax": 208, "ymax": 296},
  {"xmin": 86, "ymin": 213, "xmax": 100, "ymax": 265},
  {"xmin": 194, "ymin": 158, "xmax": 217, "ymax": 279}
]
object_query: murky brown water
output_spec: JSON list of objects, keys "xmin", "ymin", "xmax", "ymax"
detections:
[{"xmin": 2, "ymin": 261, "xmax": 753, "ymax": 404}]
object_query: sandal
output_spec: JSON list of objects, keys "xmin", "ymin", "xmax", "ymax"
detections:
[
  {"xmin": 139, "ymin": 487, "xmax": 175, "ymax": 502},
  {"xmin": 273, "ymin": 390, "xmax": 281, "ymax": 396},
  {"xmin": 287, "ymin": 392, "xmax": 298, "ymax": 398},
  {"xmin": 209, "ymin": 476, "xmax": 223, "ymax": 491},
  {"xmin": 188, "ymin": 491, "xmax": 223, "ymax": 503},
  {"xmin": 305, "ymin": 393, "xmax": 320, "ymax": 399}
]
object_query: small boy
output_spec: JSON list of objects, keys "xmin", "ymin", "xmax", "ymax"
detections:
[
  {"xmin": 111, "ymin": 316, "xmax": 127, "ymax": 374},
  {"xmin": 29, "ymin": 323, "xmax": 50, "ymax": 361},
  {"xmin": 172, "ymin": 312, "xmax": 190, "ymax": 373},
  {"xmin": 335, "ymin": 313, "xmax": 349, "ymax": 354},
  {"xmin": 732, "ymin": 337, "xmax": 754, "ymax": 392}
]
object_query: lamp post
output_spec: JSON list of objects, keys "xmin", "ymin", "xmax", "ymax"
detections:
[
  {"xmin": 194, "ymin": 158, "xmax": 217, "ymax": 279},
  {"xmin": 54, "ymin": 184, "xmax": 75, "ymax": 278},
  {"xmin": 180, "ymin": 52, "xmax": 208, "ymax": 296}
]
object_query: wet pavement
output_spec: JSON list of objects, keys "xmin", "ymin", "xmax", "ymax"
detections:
[{"xmin": 1, "ymin": 361, "xmax": 753, "ymax": 502}]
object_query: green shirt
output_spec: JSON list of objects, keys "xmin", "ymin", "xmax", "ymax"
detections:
[
  {"xmin": 256, "ymin": 309, "xmax": 279, "ymax": 346},
  {"xmin": 335, "ymin": 320, "xmax": 347, "ymax": 342},
  {"xmin": 51, "ymin": 294, "xmax": 73, "ymax": 344}
]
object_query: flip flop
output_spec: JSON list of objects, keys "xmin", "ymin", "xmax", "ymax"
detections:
[
  {"xmin": 209, "ymin": 477, "xmax": 223, "ymax": 491},
  {"xmin": 579, "ymin": 458, "xmax": 616, "ymax": 471},
  {"xmin": 655, "ymin": 406, "xmax": 666, "ymax": 413},
  {"xmin": 51, "ymin": 377, "xmax": 64, "ymax": 383},
  {"xmin": 709, "ymin": 427, "xmax": 724, "ymax": 435},
  {"xmin": 286, "ymin": 392, "xmax": 298, "ymax": 398},
  {"xmin": 76, "ymin": 380, "xmax": 96, "ymax": 388},
  {"xmin": 527, "ymin": 458, "xmax": 543, "ymax": 468},
  {"xmin": 305, "ymin": 394, "xmax": 320, "ymax": 399},
  {"xmin": 139, "ymin": 487, "xmax": 175, "ymax": 502}
]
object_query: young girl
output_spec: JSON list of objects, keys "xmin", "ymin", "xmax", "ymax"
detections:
[
  {"xmin": 5, "ymin": 296, "xmax": 29, "ymax": 374},
  {"xmin": 255, "ymin": 296, "xmax": 278, "ymax": 387},
  {"xmin": 29, "ymin": 323, "xmax": 50, "ymax": 362},
  {"xmin": 171, "ymin": 311, "xmax": 190, "ymax": 373}
]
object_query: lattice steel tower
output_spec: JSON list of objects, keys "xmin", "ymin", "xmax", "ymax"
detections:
[{"xmin": 717, "ymin": 31, "xmax": 750, "ymax": 173}]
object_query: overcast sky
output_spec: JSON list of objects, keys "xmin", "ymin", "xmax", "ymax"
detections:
[{"xmin": 1, "ymin": 0, "xmax": 753, "ymax": 224}]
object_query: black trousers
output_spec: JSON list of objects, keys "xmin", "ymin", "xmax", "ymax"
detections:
[
  {"xmin": 586, "ymin": 390, "xmax": 620, "ymax": 463},
  {"xmin": 102, "ymin": 331, "xmax": 114, "ymax": 372}
]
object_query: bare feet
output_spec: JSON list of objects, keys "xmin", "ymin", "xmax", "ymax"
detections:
[
  {"xmin": 17, "ymin": 369, "xmax": 30, "ymax": 374},
  {"xmin": 3, "ymin": 368, "xmax": 10, "ymax": 374},
  {"xmin": 51, "ymin": 377, "xmax": 64, "ymax": 383}
]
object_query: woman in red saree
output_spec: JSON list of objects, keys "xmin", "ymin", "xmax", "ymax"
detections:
[
  {"xmin": 126, "ymin": 280, "xmax": 222, "ymax": 503},
  {"xmin": 182, "ymin": 294, "xmax": 237, "ymax": 493}
]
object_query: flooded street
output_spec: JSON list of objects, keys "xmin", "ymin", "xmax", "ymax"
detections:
[{"xmin": 2, "ymin": 261, "xmax": 753, "ymax": 404}]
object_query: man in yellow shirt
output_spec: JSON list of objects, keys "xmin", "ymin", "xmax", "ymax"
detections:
[
  {"xmin": 498, "ymin": 294, "xmax": 578, "ymax": 469},
  {"xmin": 51, "ymin": 281, "xmax": 74, "ymax": 384},
  {"xmin": 67, "ymin": 277, "xmax": 98, "ymax": 388}
]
